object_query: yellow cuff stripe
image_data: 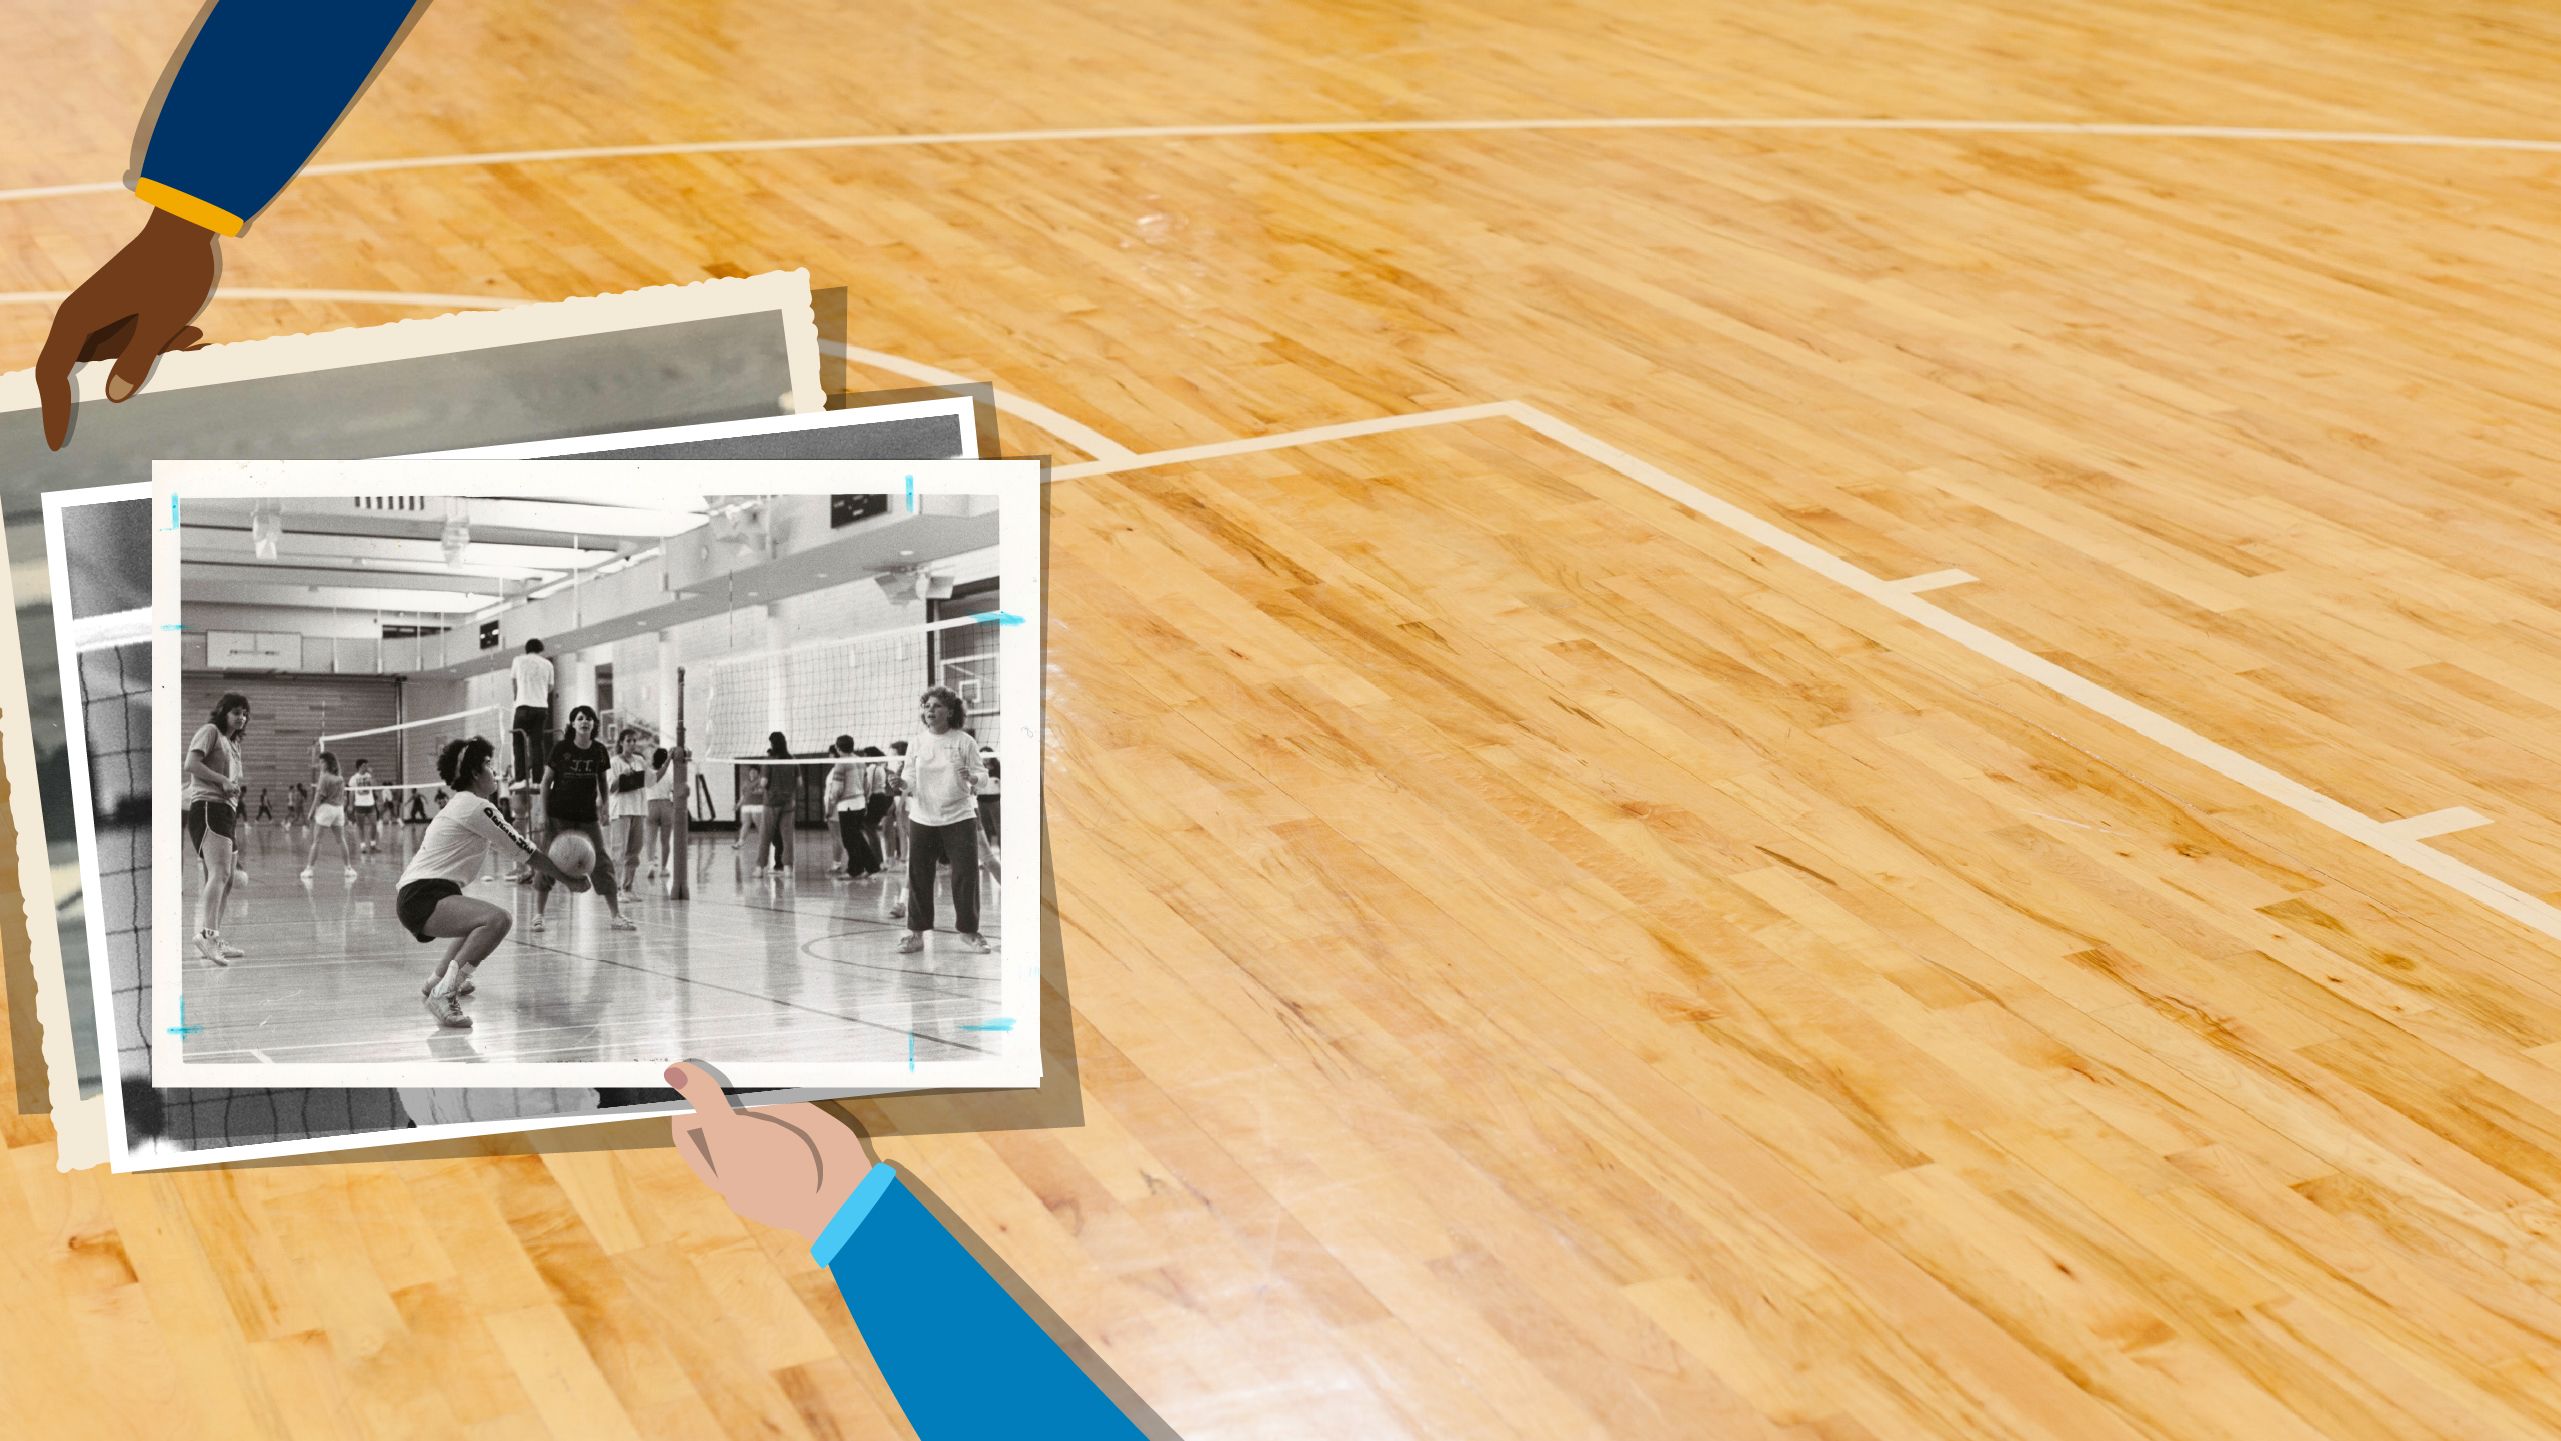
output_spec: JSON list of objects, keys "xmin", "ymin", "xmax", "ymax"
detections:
[{"xmin": 135, "ymin": 178, "xmax": 245, "ymax": 237}]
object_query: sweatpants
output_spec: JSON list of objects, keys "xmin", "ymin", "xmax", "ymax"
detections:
[{"xmin": 905, "ymin": 818, "xmax": 979, "ymax": 934}]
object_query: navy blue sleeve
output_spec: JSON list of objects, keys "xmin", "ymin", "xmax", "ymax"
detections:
[
  {"xmin": 136, "ymin": 0, "xmax": 421, "ymax": 234},
  {"xmin": 812, "ymin": 1166, "xmax": 1146, "ymax": 1439}
]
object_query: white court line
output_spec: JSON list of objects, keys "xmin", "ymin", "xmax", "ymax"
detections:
[
  {"xmin": 0, "ymin": 288, "xmax": 527, "ymax": 311},
  {"xmin": 7, "ymin": 115, "xmax": 2561, "ymax": 207},
  {"xmin": 0, "ymin": 285, "xmax": 1120, "ymax": 464},
  {"xmin": 1495, "ymin": 402, "xmax": 2561, "ymax": 952},
  {"xmin": 2383, "ymin": 808, "xmax": 2494, "ymax": 841},
  {"xmin": 1045, "ymin": 398, "xmax": 2561, "ymax": 955},
  {"xmin": 1051, "ymin": 401, "xmax": 1515, "ymax": 480},
  {"xmin": 821, "ymin": 339, "xmax": 1136, "ymax": 462},
  {"xmin": 7, "ymin": 285, "xmax": 2547, "ymax": 955},
  {"xmin": 1890, "ymin": 568, "xmax": 1977, "ymax": 595}
]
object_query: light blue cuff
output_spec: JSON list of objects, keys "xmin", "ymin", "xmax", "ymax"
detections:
[{"xmin": 811, "ymin": 1163, "xmax": 897, "ymax": 1267}]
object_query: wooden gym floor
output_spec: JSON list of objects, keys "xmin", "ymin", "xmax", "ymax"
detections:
[{"xmin": 10, "ymin": 0, "xmax": 2561, "ymax": 1436}]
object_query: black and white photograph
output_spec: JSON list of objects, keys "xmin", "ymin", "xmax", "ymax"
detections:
[
  {"xmin": 0, "ymin": 270, "xmax": 838, "ymax": 1165},
  {"xmin": 56, "ymin": 484, "xmax": 891, "ymax": 1169},
  {"xmin": 43, "ymin": 395, "xmax": 994, "ymax": 1173},
  {"xmin": 149, "ymin": 458, "xmax": 1041, "ymax": 1092}
]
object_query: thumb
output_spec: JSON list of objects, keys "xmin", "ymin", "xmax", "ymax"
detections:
[
  {"xmin": 105, "ymin": 317, "xmax": 188, "ymax": 403},
  {"xmin": 664, "ymin": 1061, "xmax": 739, "ymax": 1120}
]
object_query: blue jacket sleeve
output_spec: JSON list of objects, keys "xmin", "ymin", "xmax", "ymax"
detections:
[
  {"xmin": 136, "ymin": 0, "xmax": 421, "ymax": 235},
  {"xmin": 813, "ymin": 1165, "xmax": 1146, "ymax": 1440}
]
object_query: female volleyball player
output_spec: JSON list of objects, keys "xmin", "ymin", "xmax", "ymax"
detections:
[
  {"xmin": 298, "ymin": 749, "xmax": 358, "ymax": 880},
  {"xmin": 893, "ymin": 686, "xmax": 991, "ymax": 955},
  {"xmin": 822, "ymin": 735, "xmax": 880, "ymax": 879},
  {"xmin": 348, "ymin": 758, "xmax": 381, "ymax": 854},
  {"xmin": 976, "ymin": 753, "xmax": 1004, "ymax": 899},
  {"xmin": 609, "ymin": 727, "xmax": 651, "ymax": 883},
  {"xmin": 532, "ymin": 704, "xmax": 636, "ymax": 932},
  {"xmin": 645, "ymin": 743, "xmax": 677, "ymax": 881},
  {"xmin": 400, "ymin": 736, "xmax": 589, "ymax": 1028},
  {"xmin": 737, "ymin": 764, "xmax": 766, "ymax": 864},
  {"xmin": 183, "ymin": 691, "xmax": 251, "ymax": 964},
  {"xmin": 760, "ymin": 731, "xmax": 798, "ymax": 875},
  {"xmin": 879, "ymin": 741, "xmax": 910, "ymax": 868}
]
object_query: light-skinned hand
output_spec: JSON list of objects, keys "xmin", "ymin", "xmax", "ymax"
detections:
[{"xmin": 666, "ymin": 1061, "xmax": 875, "ymax": 1240}]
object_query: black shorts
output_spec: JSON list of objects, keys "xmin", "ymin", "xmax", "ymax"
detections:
[
  {"xmin": 185, "ymin": 799, "xmax": 237, "ymax": 855},
  {"xmin": 396, "ymin": 879, "xmax": 464, "ymax": 943}
]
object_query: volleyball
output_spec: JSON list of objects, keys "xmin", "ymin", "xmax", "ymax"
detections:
[{"xmin": 549, "ymin": 832, "xmax": 597, "ymax": 878}]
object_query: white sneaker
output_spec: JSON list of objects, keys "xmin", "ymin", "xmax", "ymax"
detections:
[
  {"xmin": 193, "ymin": 929, "xmax": 229, "ymax": 966},
  {"xmin": 214, "ymin": 934, "xmax": 244, "ymax": 960},
  {"xmin": 298, "ymin": 868, "xmax": 313, "ymax": 881},
  {"xmin": 897, "ymin": 932, "xmax": 923, "ymax": 954},
  {"xmin": 959, "ymin": 933, "xmax": 993, "ymax": 954},
  {"xmin": 610, "ymin": 916, "xmax": 638, "ymax": 931},
  {"xmin": 423, "ymin": 992, "xmax": 471, "ymax": 1028},
  {"xmin": 529, "ymin": 915, "xmax": 546, "ymax": 933},
  {"xmin": 344, "ymin": 867, "xmax": 358, "ymax": 878}
]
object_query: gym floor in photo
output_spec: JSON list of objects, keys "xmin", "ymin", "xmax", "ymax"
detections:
[
  {"xmin": 177, "ymin": 819, "xmax": 1004, "ymax": 1069},
  {"xmin": 10, "ymin": 1, "xmax": 2561, "ymax": 1438}
]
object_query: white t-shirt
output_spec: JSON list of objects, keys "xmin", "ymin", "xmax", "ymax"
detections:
[
  {"xmin": 900, "ymin": 730, "xmax": 983, "ymax": 827},
  {"xmin": 399, "ymin": 792, "xmax": 538, "ymax": 888},
  {"xmin": 511, "ymin": 652, "xmax": 555, "ymax": 709},
  {"xmin": 608, "ymin": 752, "xmax": 652, "ymax": 819},
  {"xmin": 348, "ymin": 775, "xmax": 378, "ymax": 810},
  {"xmin": 183, "ymin": 724, "xmax": 241, "ymax": 805}
]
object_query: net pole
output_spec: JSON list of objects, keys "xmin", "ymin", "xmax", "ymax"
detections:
[{"xmin": 671, "ymin": 665, "xmax": 691, "ymax": 900}]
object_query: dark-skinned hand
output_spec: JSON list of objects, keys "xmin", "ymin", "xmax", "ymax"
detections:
[{"xmin": 37, "ymin": 206, "xmax": 219, "ymax": 450}]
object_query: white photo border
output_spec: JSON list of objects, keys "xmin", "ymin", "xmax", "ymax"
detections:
[{"xmin": 148, "ymin": 459, "xmax": 1042, "ymax": 1092}]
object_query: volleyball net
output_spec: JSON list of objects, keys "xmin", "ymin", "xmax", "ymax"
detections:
[
  {"xmin": 296, "ymin": 610, "xmax": 1006, "ymax": 833},
  {"xmin": 671, "ymin": 612, "xmax": 1004, "ymax": 825}
]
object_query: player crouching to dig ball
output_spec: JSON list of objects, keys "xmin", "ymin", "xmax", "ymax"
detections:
[{"xmin": 400, "ymin": 736, "xmax": 591, "ymax": 1028}]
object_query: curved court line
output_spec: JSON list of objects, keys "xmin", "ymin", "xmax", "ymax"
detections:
[
  {"xmin": 0, "ymin": 287, "xmax": 527, "ymax": 310},
  {"xmin": 5, "ymin": 114, "xmax": 2560, "ymax": 206},
  {"xmin": 0, "ymin": 286, "xmax": 1128, "ymax": 461}
]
